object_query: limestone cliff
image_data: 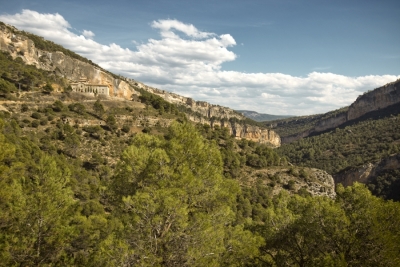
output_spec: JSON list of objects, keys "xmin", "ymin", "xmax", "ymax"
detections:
[
  {"xmin": 0, "ymin": 24, "xmax": 137, "ymax": 99},
  {"xmin": 0, "ymin": 23, "xmax": 281, "ymax": 147},
  {"xmin": 132, "ymin": 80, "xmax": 281, "ymax": 146},
  {"xmin": 230, "ymin": 123, "xmax": 281, "ymax": 147},
  {"xmin": 333, "ymin": 153, "xmax": 400, "ymax": 187},
  {"xmin": 131, "ymin": 81, "xmax": 245, "ymax": 120},
  {"xmin": 279, "ymin": 79, "xmax": 400, "ymax": 144},
  {"xmin": 347, "ymin": 79, "xmax": 400, "ymax": 120}
]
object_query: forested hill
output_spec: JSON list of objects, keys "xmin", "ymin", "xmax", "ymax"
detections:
[
  {"xmin": 1, "ymin": 113, "xmax": 400, "ymax": 266},
  {"xmin": 277, "ymin": 96, "xmax": 400, "ymax": 201}
]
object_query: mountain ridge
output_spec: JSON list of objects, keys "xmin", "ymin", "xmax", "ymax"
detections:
[{"xmin": 271, "ymin": 78, "xmax": 400, "ymax": 144}]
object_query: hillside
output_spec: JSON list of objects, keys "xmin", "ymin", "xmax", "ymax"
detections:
[
  {"xmin": 271, "ymin": 78, "xmax": 400, "ymax": 144},
  {"xmin": 0, "ymin": 21, "xmax": 336, "ymax": 197},
  {"xmin": 0, "ymin": 22, "xmax": 281, "ymax": 147},
  {"xmin": 276, "ymin": 94, "xmax": 400, "ymax": 200}
]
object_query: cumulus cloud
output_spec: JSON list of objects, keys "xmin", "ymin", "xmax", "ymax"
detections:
[
  {"xmin": 0, "ymin": 10, "xmax": 398, "ymax": 115},
  {"xmin": 151, "ymin": 19, "xmax": 215, "ymax": 39},
  {"xmin": 82, "ymin": 29, "xmax": 95, "ymax": 39}
]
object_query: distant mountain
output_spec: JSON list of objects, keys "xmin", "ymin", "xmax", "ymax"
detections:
[{"xmin": 236, "ymin": 110, "xmax": 293, "ymax": 122}]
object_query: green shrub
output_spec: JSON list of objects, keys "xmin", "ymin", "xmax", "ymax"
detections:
[
  {"xmin": 31, "ymin": 120, "xmax": 40, "ymax": 128},
  {"xmin": 31, "ymin": 112, "xmax": 41, "ymax": 119}
]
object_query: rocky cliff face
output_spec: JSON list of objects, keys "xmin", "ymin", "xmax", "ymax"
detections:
[
  {"xmin": 248, "ymin": 167, "xmax": 336, "ymax": 198},
  {"xmin": 280, "ymin": 79, "xmax": 400, "ymax": 144},
  {"xmin": 0, "ymin": 23, "xmax": 281, "ymax": 147},
  {"xmin": 0, "ymin": 24, "xmax": 137, "ymax": 99},
  {"xmin": 132, "ymin": 80, "xmax": 281, "ymax": 146},
  {"xmin": 333, "ymin": 153, "xmax": 400, "ymax": 187},
  {"xmin": 132, "ymin": 81, "xmax": 244, "ymax": 120},
  {"xmin": 347, "ymin": 80, "xmax": 400, "ymax": 120},
  {"xmin": 230, "ymin": 123, "xmax": 281, "ymax": 146}
]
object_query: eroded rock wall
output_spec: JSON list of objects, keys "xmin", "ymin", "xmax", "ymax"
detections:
[
  {"xmin": 347, "ymin": 80, "xmax": 400, "ymax": 120},
  {"xmin": 0, "ymin": 24, "xmax": 137, "ymax": 100},
  {"xmin": 333, "ymin": 153, "xmax": 400, "ymax": 187},
  {"xmin": 133, "ymin": 80, "xmax": 281, "ymax": 146},
  {"xmin": 281, "ymin": 79, "xmax": 400, "ymax": 144}
]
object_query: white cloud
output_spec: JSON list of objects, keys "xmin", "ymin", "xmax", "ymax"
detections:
[
  {"xmin": 0, "ymin": 10, "xmax": 399, "ymax": 115},
  {"xmin": 82, "ymin": 29, "xmax": 95, "ymax": 39},
  {"xmin": 151, "ymin": 19, "xmax": 214, "ymax": 39}
]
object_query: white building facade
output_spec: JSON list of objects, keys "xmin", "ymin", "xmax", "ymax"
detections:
[{"xmin": 70, "ymin": 77, "xmax": 109, "ymax": 96}]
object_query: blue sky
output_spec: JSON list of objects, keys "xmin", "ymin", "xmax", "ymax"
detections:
[{"xmin": 1, "ymin": 0, "xmax": 399, "ymax": 115}]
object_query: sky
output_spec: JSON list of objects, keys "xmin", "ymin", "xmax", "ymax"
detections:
[{"xmin": 0, "ymin": 0, "xmax": 399, "ymax": 115}]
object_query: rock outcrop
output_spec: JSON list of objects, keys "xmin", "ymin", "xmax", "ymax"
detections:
[
  {"xmin": 347, "ymin": 80, "xmax": 400, "ymax": 120},
  {"xmin": 132, "ymin": 80, "xmax": 281, "ymax": 146},
  {"xmin": 333, "ymin": 153, "xmax": 400, "ymax": 187},
  {"xmin": 0, "ymin": 24, "xmax": 137, "ymax": 99},
  {"xmin": 249, "ymin": 167, "xmax": 336, "ymax": 198},
  {"xmin": 230, "ymin": 123, "xmax": 281, "ymax": 146},
  {"xmin": 279, "ymin": 79, "xmax": 400, "ymax": 144}
]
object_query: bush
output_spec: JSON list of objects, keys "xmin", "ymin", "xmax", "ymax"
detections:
[
  {"xmin": 52, "ymin": 101, "xmax": 65, "ymax": 112},
  {"xmin": 142, "ymin": 126, "xmax": 151, "ymax": 133},
  {"xmin": 68, "ymin": 103, "xmax": 86, "ymax": 114},
  {"xmin": 83, "ymin": 125, "xmax": 102, "ymax": 134},
  {"xmin": 40, "ymin": 118, "xmax": 48, "ymax": 126},
  {"xmin": 0, "ymin": 78, "xmax": 17, "ymax": 94},
  {"xmin": 121, "ymin": 125, "xmax": 130, "ymax": 133},
  {"xmin": 42, "ymin": 83, "xmax": 54, "ymax": 93},
  {"xmin": 31, "ymin": 120, "xmax": 40, "ymax": 128},
  {"xmin": 21, "ymin": 103, "xmax": 29, "ymax": 112},
  {"xmin": 284, "ymin": 180, "xmax": 296, "ymax": 190},
  {"xmin": 31, "ymin": 112, "xmax": 41, "ymax": 119}
]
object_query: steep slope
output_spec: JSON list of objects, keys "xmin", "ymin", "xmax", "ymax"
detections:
[
  {"xmin": 277, "ymin": 101, "xmax": 400, "ymax": 199},
  {"xmin": 0, "ymin": 22, "xmax": 281, "ymax": 147},
  {"xmin": 131, "ymin": 81, "xmax": 281, "ymax": 146},
  {"xmin": 0, "ymin": 22, "xmax": 136, "ymax": 99},
  {"xmin": 271, "ymin": 78, "xmax": 400, "ymax": 144},
  {"xmin": 333, "ymin": 153, "xmax": 400, "ymax": 201}
]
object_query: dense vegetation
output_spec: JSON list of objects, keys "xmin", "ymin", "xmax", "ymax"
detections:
[
  {"xmin": 277, "ymin": 106, "xmax": 400, "ymax": 173},
  {"xmin": 135, "ymin": 87, "xmax": 179, "ymax": 116},
  {"xmin": 277, "ymin": 104, "xmax": 400, "ymax": 200},
  {"xmin": 1, "ymin": 117, "xmax": 400, "ymax": 266},
  {"xmin": 368, "ymin": 168, "xmax": 400, "ymax": 201}
]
